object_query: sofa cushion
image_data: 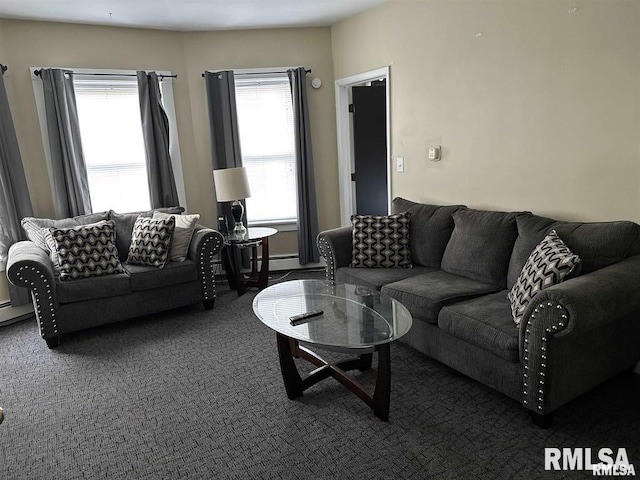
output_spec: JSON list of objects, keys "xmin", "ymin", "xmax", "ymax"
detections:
[
  {"xmin": 554, "ymin": 221, "xmax": 640, "ymax": 274},
  {"xmin": 109, "ymin": 207, "xmax": 184, "ymax": 261},
  {"xmin": 441, "ymin": 209, "xmax": 519, "ymax": 288},
  {"xmin": 438, "ymin": 291, "xmax": 519, "ymax": 363},
  {"xmin": 507, "ymin": 214, "xmax": 556, "ymax": 288},
  {"xmin": 153, "ymin": 211, "xmax": 200, "ymax": 262},
  {"xmin": 127, "ymin": 216, "xmax": 175, "ymax": 268},
  {"xmin": 49, "ymin": 220, "xmax": 125, "ymax": 281},
  {"xmin": 124, "ymin": 260, "xmax": 198, "ymax": 291},
  {"xmin": 21, "ymin": 211, "xmax": 110, "ymax": 268},
  {"xmin": 508, "ymin": 230, "xmax": 581, "ymax": 326},
  {"xmin": 56, "ymin": 273, "xmax": 132, "ymax": 304},
  {"xmin": 336, "ymin": 266, "xmax": 435, "ymax": 291},
  {"xmin": 381, "ymin": 270, "xmax": 500, "ymax": 324},
  {"xmin": 391, "ymin": 197, "xmax": 466, "ymax": 268},
  {"xmin": 507, "ymin": 213, "xmax": 640, "ymax": 288},
  {"xmin": 350, "ymin": 213, "xmax": 412, "ymax": 268}
]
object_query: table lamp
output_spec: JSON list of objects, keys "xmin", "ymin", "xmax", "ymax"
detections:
[{"xmin": 213, "ymin": 167, "xmax": 252, "ymax": 234}]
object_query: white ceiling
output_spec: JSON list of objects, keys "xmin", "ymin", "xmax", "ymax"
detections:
[{"xmin": 0, "ymin": 0, "xmax": 387, "ymax": 31}]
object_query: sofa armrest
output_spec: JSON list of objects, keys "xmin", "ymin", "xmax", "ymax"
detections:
[
  {"xmin": 519, "ymin": 255, "xmax": 640, "ymax": 413},
  {"xmin": 7, "ymin": 241, "xmax": 59, "ymax": 342},
  {"xmin": 188, "ymin": 226, "xmax": 224, "ymax": 302},
  {"xmin": 317, "ymin": 226, "xmax": 353, "ymax": 283}
]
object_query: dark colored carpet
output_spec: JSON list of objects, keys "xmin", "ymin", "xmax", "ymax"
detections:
[{"xmin": 1, "ymin": 270, "xmax": 639, "ymax": 479}]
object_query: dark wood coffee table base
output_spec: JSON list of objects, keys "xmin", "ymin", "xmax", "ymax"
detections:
[{"xmin": 275, "ymin": 333, "xmax": 391, "ymax": 421}]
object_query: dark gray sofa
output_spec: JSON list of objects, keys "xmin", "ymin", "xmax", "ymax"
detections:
[
  {"xmin": 6, "ymin": 209, "xmax": 224, "ymax": 348},
  {"xmin": 317, "ymin": 197, "xmax": 640, "ymax": 425}
]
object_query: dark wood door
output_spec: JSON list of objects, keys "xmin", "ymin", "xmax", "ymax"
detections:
[{"xmin": 352, "ymin": 85, "xmax": 388, "ymax": 216}]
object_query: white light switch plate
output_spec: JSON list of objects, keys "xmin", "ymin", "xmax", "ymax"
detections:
[{"xmin": 396, "ymin": 156, "xmax": 404, "ymax": 172}]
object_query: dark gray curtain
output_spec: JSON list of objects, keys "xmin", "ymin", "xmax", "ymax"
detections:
[
  {"xmin": 288, "ymin": 67, "xmax": 319, "ymax": 264},
  {"xmin": 0, "ymin": 65, "xmax": 34, "ymax": 306},
  {"xmin": 204, "ymin": 70, "xmax": 246, "ymax": 224},
  {"xmin": 40, "ymin": 68, "xmax": 92, "ymax": 217},
  {"xmin": 137, "ymin": 71, "xmax": 179, "ymax": 208}
]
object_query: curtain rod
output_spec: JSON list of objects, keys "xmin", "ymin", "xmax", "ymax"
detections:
[
  {"xmin": 1, "ymin": 64, "xmax": 7, "ymax": 74},
  {"xmin": 201, "ymin": 68, "xmax": 311, "ymax": 78},
  {"xmin": 33, "ymin": 70, "xmax": 177, "ymax": 79}
]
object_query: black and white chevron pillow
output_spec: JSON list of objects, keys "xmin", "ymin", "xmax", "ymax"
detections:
[
  {"xmin": 508, "ymin": 230, "xmax": 581, "ymax": 325},
  {"xmin": 127, "ymin": 216, "xmax": 175, "ymax": 268},
  {"xmin": 350, "ymin": 213, "xmax": 412, "ymax": 268},
  {"xmin": 49, "ymin": 220, "xmax": 124, "ymax": 281}
]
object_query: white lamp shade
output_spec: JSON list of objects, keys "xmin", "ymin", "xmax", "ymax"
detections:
[{"xmin": 213, "ymin": 167, "xmax": 251, "ymax": 202}]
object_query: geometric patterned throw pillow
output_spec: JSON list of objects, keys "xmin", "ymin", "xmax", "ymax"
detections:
[
  {"xmin": 21, "ymin": 212, "xmax": 110, "ymax": 269},
  {"xmin": 507, "ymin": 230, "xmax": 581, "ymax": 326},
  {"xmin": 350, "ymin": 213, "xmax": 412, "ymax": 268},
  {"xmin": 48, "ymin": 220, "xmax": 124, "ymax": 282},
  {"xmin": 126, "ymin": 216, "xmax": 175, "ymax": 268}
]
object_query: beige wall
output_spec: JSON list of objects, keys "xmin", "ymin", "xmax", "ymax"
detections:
[
  {"xmin": 0, "ymin": 19, "xmax": 338, "ymax": 255},
  {"xmin": 0, "ymin": 276, "xmax": 8, "ymax": 303},
  {"xmin": 0, "ymin": 20, "xmax": 6, "ymax": 59},
  {"xmin": 332, "ymin": 0, "xmax": 640, "ymax": 222},
  {"xmin": 5, "ymin": 0, "xmax": 637, "ymax": 263},
  {"xmin": 0, "ymin": 20, "xmax": 189, "ymax": 219}
]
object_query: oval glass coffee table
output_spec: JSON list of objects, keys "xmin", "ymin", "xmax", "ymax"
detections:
[{"xmin": 252, "ymin": 279, "xmax": 412, "ymax": 421}]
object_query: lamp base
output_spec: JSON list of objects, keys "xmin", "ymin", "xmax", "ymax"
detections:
[
  {"xmin": 230, "ymin": 200, "xmax": 247, "ymax": 235},
  {"xmin": 233, "ymin": 223, "xmax": 247, "ymax": 234}
]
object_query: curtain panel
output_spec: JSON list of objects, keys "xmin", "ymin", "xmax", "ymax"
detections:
[
  {"xmin": 0, "ymin": 65, "xmax": 34, "ymax": 305},
  {"xmin": 137, "ymin": 71, "xmax": 179, "ymax": 209},
  {"xmin": 40, "ymin": 68, "xmax": 92, "ymax": 218},
  {"xmin": 204, "ymin": 70, "xmax": 246, "ymax": 223},
  {"xmin": 288, "ymin": 67, "xmax": 319, "ymax": 264}
]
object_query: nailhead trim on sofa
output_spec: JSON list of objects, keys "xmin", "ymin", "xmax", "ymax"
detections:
[
  {"xmin": 317, "ymin": 236, "xmax": 335, "ymax": 284},
  {"xmin": 198, "ymin": 233, "xmax": 223, "ymax": 301},
  {"xmin": 522, "ymin": 301, "xmax": 568, "ymax": 413},
  {"xmin": 15, "ymin": 265, "xmax": 57, "ymax": 339}
]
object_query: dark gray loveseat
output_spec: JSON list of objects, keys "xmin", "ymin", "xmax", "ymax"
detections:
[
  {"xmin": 6, "ymin": 208, "xmax": 224, "ymax": 348},
  {"xmin": 317, "ymin": 197, "xmax": 640, "ymax": 425}
]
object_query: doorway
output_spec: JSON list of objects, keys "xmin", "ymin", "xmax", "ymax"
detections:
[{"xmin": 335, "ymin": 67, "xmax": 390, "ymax": 226}]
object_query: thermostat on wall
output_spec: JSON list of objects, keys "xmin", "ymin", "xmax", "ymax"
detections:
[
  {"xmin": 428, "ymin": 145, "xmax": 442, "ymax": 161},
  {"xmin": 311, "ymin": 78, "xmax": 322, "ymax": 89}
]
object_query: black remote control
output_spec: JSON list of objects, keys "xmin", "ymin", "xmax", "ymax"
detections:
[{"xmin": 289, "ymin": 309, "xmax": 324, "ymax": 325}]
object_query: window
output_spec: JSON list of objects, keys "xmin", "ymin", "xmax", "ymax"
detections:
[
  {"xmin": 234, "ymin": 74, "xmax": 297, "ymax": 225},
  {"xmin": 74, "ymin": 77, "xmax": 151, "ymax": 213}
]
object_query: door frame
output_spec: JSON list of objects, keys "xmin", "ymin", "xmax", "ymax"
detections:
[{"xmin": 335, "ymin": 66, "xmax": 391, "ymax": 226}]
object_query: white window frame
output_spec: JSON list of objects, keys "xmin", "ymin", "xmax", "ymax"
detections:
[
  {"xmin": 30, "ymin": 67, "xmax": 187, "ymax": 216},
  {"xmin": 233, "ymin": 67, "xmax": 300, "ymax": 232}
]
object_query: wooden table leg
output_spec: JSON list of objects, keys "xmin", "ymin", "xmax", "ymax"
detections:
[
  {"xmin": 232, "ymin": 244, "xmax": 247, "ymax": 296},
  {"xmin": 276, "ymin": 333, "xmax": 304, "ymax": 399},
  {"xmin": 251, "ymin": 244, "xmax": 259, "ymax": 278},
  {"xmin": 221, "ymin": 245, "xmax": 238, "ymax": 291},
  {"xmin": 258, "ymin": 236, "xmax": 270, "ymax": 290},
  {"xmin": 372, "ymin": 343, "xmax": 391, "ymax": 421},
  {"xmin": 359, "ymin": 352, "xmax": 373, "ymax": 371}
]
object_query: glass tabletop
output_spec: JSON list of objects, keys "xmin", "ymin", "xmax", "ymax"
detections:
[
  {"xmin": 252, "ymin": 279, "xmax": 413, "ymax": 349},
  {"xmin": 225, "ymin": 227, "xmax": 277, "ymax": 244}
]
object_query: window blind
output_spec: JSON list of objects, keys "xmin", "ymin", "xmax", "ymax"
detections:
[
  {"xmin": 235, "ymin": 75, "xmax": 297, "ymax": 224},
  {"xmin": 74, "ymin": 78, "xmax": 151, "ymax": 213}
]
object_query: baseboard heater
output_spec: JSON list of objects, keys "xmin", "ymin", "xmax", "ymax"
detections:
[
  {"xmin": 268, "ymin": 254, "xmax": 325, "ymax": 272},
  {"xmin": 0, "ymin": 302, "xmax": 35, "ymax": 327},
  {"xmin": 212, "ymin": 254, "xmax": 325, "ymax": 273}
]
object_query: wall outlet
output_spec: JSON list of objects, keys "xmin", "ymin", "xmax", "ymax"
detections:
[{"xmin": 396, "ymin": 156, "xmax": 404, "ymax": 172}]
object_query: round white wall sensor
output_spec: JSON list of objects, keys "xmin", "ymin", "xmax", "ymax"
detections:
[{"xmin": 311, "ymin": 78, "xmax": 322, "ymax": 89}]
